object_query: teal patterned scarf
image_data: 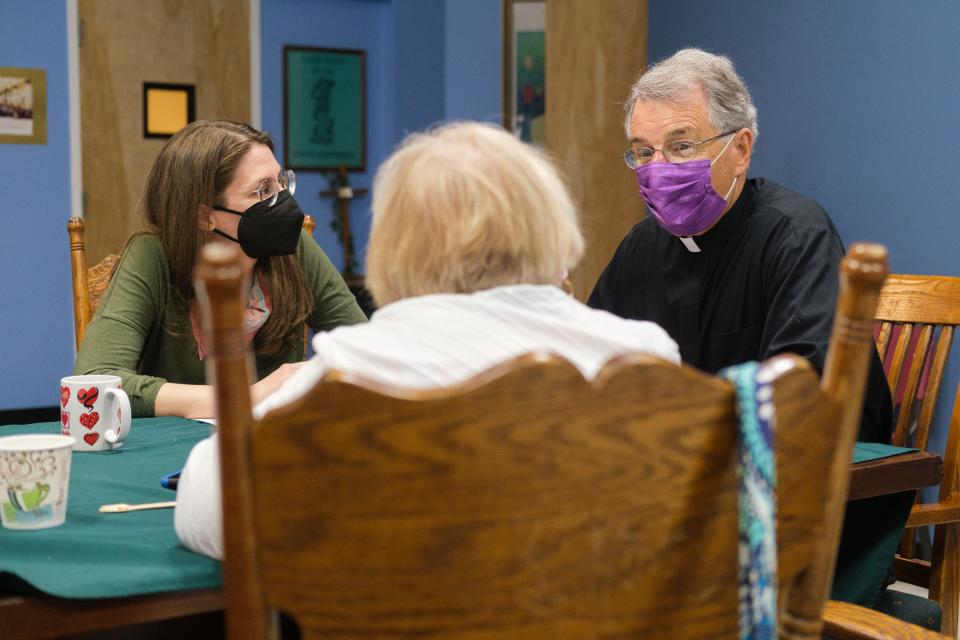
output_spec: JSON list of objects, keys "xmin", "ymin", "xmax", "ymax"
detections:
[{"xmin": 721, "ymin": 361, "xmax": 778, "ymax": 640}]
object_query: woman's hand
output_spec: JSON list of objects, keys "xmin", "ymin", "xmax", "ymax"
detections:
[
  {"xmin": 250, "ymin": 362, "xmax": 306, "ymax": 406},
  {"xmin": 155, "ymin": 362, "xmax": 306, "ymax": 419}
]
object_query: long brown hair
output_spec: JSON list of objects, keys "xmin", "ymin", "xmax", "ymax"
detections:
[{"xmin": 140, "ymin": 120, "xmax": 312, "ymax": 356}]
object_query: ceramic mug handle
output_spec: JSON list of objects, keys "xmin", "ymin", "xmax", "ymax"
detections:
[{"xmin": 103, "ymin": 388, "xmax": 131, "ymax": 446}]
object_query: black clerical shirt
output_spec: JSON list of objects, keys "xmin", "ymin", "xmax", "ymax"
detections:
[{"xmin": 588, "ymin": 177, "xmax": 893, "ymax": 443}]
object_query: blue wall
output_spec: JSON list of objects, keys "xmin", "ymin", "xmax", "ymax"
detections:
[
  {"xmin": 260, "ymin": 0, "xmax": 501, "ymax": 271},
  {"xmin": 262, "ymin": 0, "xmax": 393, "ymax": 273},
  {"xmin": 0, "ymin": 1, "xmax": 74, "ymax": 410},
  {"xmin": 444, "ymin": 0, "xmax": 502, "ymax": 123},
  {"xmin": 0, "ymin": 0, "xmax": 503, "ymax": 412},
  {"xmin": 6, "ymin": 0, "xmax": 955, "ymax": 427},
  {"xmin": 648, "ymin": 0, "xmax": 960, "ymax": 456},
  {"xmin": 393, "ymin": 0, "xmax": 446, "ymax": 137},
  {"xmin": 392, "ymin": 0, "xmax": 502, "ymax": 133}
]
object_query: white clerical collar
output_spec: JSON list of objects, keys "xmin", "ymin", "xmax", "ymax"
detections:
[{"xmin": 679, "ymin": 236, "xmax": 701, "ymax": 253}]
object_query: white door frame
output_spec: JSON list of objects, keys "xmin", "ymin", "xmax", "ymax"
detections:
[{"xmin": 66, "ymin": 0, "xmax": 82, "ymax": 218}]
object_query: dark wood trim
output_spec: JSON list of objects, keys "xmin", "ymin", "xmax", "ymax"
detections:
[
  {"xmin": 501, "ymin": 0, "xmax": 512, "ymax": 129},
  {"xmin": 0, "ymin": 406, "xmax": 59, "ymax": 427},
  {"xmin": 848, "ymin": 451, "xmax": 943, "ymax": 501},
  {"xmin": 501, "ymin": 0, "xmax": 545, "ymax": 132},
  {"xmin": 892, "ymin": 556, "xmax": 931, "ymax": 588},
  {"xmin": 0, "ymin": 588, "xmax": 223, "ymax": 640},
  {"xmin": 283, "ymin": 44, "xmax": 290, "ymax": 167}
]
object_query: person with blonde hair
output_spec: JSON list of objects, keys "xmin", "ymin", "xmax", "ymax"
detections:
[
  {"xmin": 174, "ymin": 121, "xmax": 680, "ymax": 559},
  {"xmin": 75, "ymin": 120, "xmax": 366, "ymax": 419}
]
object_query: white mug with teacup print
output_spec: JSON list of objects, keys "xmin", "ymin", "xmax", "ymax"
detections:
[
  {"xmin": 59, "ymin": 375, "xmax": 131, "ymax": 452},
  {"xmin": 0, "ymin": 434, "xmax": 75, "ymax": 529}
]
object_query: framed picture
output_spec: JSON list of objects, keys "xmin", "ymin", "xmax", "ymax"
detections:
[
  {"xmin": 142, "ymin": 82, "xmax": 196, "ymax": 139},
  {"xmin": 284, "ymin": 46, "xmax": 366, "ymax": 172},
  {"xmin": 0, "ymin": 67, "xmax": 46, "ymax": 145},
  {"xmin": 502, "ymin": 0, "xmax": 545, "ymax": 145}
]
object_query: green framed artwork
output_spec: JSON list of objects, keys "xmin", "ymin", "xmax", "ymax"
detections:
[
  {"xmin": 0, "ymin": 67, "xmax": 47, "ymax": 145},
  {"xmin": 284, "ymin": 46, "xmax": 366, "ymax": 172}
]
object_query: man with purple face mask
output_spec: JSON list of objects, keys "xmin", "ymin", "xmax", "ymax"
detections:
[
  {"xmin": 588, "ymin": 47, "xmax": 901, "ymax": 615},
  {"xmin": 589, "ymin": 47, "xmax": 891, "ymax": 445}
]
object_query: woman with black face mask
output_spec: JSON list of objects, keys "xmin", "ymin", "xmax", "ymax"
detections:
[{"xmin": 74, "ymin": 120, "xmax": 366, "ymax": 419}]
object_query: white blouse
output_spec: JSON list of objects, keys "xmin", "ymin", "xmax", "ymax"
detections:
[{"xmin": 174, "ymin": 284, "xmax": 680, "ymax": 559}]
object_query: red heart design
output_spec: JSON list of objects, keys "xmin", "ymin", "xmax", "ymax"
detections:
[
  {"xmin": 60, "ymin": 386, "xmax": 70, "ymax": 408},
  {"xmin": 79, "ymin": 412, "xmax": 100, "ymax": 430},
  {"xmin": 83, "ymin": 432, "xmax": 100, "ymax": 446},
  {"xmin": 61, "ymin": 411, "xmax": 69, "ymax": 428},
  {"xmin": 77, "ymin": 387, "xmax": 99, "ymax": 410}
]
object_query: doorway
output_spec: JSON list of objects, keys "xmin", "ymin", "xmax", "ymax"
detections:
[{"xmin": 77, "ymin": 0, "xmax": 252, "ymax": 262}]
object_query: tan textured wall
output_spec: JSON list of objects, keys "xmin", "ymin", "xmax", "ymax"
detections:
[
  {"xmin": 79, "ymin": 0, "xmax": 251, "ymax": 263},
  {"xmin": 545, "ymin": 0, "xmax": 647, "ymax": 301}
]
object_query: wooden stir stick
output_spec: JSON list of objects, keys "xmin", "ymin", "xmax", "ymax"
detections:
[{"xmin": 99, "ymin": 501, "xmax": 176, "ymax": 513}]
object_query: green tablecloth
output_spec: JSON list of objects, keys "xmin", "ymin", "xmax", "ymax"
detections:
[
  {"xmin": 0, "ymin": 421, "xmax": 924, "ymax": 605},
  {"xmin": 853, "ymin": 442, "xmax": 917, "ymax": 464},
  {"xmin": 0, "ymin": 417, "xmax": 221, "ymax": 598}
]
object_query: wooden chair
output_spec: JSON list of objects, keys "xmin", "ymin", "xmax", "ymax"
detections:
[
  {"xmin": 823, "ymin": 600, "xmax": 950, "ymax": 639},
  {"xmin": 302, "ymin": 213, "xmax": 315, "ymax": 236},
  {"xmin": 873, "ymin": 274, "xmax": 960, "ymax": 636},
  {"xmin": 68, "ymin": 214, "xmax": 317, "ymax": 351},
  {"xmin": 196, "ymin": 241, "xmax": 942, "ymax": 639},
  {"xmin": 68, "ymin": 217, "xmax": 120, "ymax": 350}
]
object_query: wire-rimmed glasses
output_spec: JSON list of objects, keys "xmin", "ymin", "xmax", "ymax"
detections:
[
  {"xmin": 623, "ymin": 129, "xmax": 738, "ymax": 169},
  {"xmin": 256, "ymin": 169, "xmax": 297, "ymax": 206}
]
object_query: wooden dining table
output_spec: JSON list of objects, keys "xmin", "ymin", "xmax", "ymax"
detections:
[
  {"xmin": 0, "ymin": 417, "xmax": 221, "ymax": 639},
  {"xmin": 0, "ymin": 417, "xmax": 945, "ymax": 640},
  {"xmin": 848, "ymin": 450, "xmax": 942, "ymax": 501},
  {"xmin": 0, "ymin": 587, "xmax": 224, "ymax": 639}
]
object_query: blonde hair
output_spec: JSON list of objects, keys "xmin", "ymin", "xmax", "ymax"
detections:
[{"xmin": 366, "ymin": 121, "xmax": 584, "ymax": 306}]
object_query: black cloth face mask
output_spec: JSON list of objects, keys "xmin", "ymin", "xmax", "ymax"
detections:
[{"xmin": 212, "ymin": 191, "xmax": 305, "ymax": 259}]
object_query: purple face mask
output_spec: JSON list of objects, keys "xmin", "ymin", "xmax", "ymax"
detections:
[{"xmin": 634, "ymin": 137, "xmax": 737, "ymax": 237}]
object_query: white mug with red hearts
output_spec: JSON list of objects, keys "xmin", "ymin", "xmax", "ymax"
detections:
[{"xmin": 59, "ymin": 375, "xmax": 131, "ymax": 452}]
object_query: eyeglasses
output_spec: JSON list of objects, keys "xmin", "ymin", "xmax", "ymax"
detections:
[
  {"xmin": 256, "ymin": 169, "xmax": 296, "ymax": 206},
  {"xmin": 623, "ymin": 129, "xmax": 739, "ymax": 169}
]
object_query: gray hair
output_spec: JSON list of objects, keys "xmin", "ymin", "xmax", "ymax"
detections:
[{"xmin": 624, "ymin": 48, "xmax": 758, "ymax": 141}]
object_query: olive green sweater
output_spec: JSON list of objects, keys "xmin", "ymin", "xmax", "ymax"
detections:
[{"xmin": 74, "ymin": 232, "xmax": 366, "ymax": 416}]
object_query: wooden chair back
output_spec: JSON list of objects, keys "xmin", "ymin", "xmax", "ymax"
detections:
[
  {"xmin": 302, "ymin": 213, "xmax": 315, "ymax": 235},
  {"xmin": 195, "ymin": 242, "xmax": 888, "ymax": 640},
  {"xmin": 875, "ymin": 274, "xmax": 960, "ymax": 451},
  {"xmin": 68, "ymin": 214, "xmax": 317, "ymax": 351},
  {"xmin": 68, "ymin": 217, "xmax": 120, "ymax": 350},
  {"xmin": 874, "ymin": 274, "xmax": 960, "ymax": 635}
]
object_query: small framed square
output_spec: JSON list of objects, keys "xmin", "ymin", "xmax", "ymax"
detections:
[
  {"xmin": 143, "ymin": 82, "xmax": 195, "ymax": 139},
  {"xmin": 0, "ymin": 67, "xmax": 47, "ymax": 145},
  {"xmin": 284, "ymin": 46, "xmax": 366, "ymax": 172}
]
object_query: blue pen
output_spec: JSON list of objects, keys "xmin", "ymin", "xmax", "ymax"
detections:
[{"xmin": 160, "ymin": 470, "xmax": 181, "ymax": 490}]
